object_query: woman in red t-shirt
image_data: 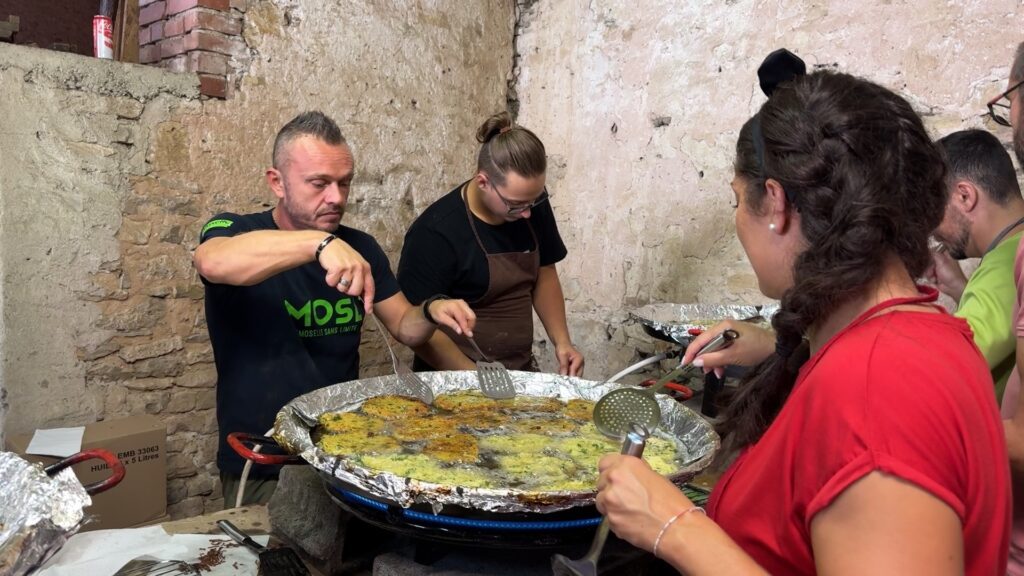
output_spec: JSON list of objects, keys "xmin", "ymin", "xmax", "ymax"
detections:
[{"xmin": 595, "ymin": 69, "xmax": 1011, "ymax": 574}]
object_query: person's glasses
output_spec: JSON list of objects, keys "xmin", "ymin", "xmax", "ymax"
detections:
[
  {"xmin": 987, "ymin": 79, "xmax": 1024, "ymax": 127},
  {"xmin": 490, "ymin": 183, "xmax": 550, "ymax": 216}
]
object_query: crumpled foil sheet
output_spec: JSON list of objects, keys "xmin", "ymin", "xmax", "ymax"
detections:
[
  {"xmin": 629, "ymin": 302, "xmax": 780, "ymax": 344},
  {"xmin": 274, "ymin": 371, "xmax": 720, "ymax": 515},
  {"xmin": 0, "ymin": 452, "xmax": 90, "ymax": 575}
]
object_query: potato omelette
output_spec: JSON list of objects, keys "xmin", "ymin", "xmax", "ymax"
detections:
[{"xmin": 314, "ymin": 390, "xmax": 689, "ymax": 492}]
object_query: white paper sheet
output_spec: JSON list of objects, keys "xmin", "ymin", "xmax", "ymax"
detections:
[
  {"xmin": 25, "ymin": 427, "xmax": 86, "ymax": 459},
  {"xmin": 37, "ymin": 525, "xmax": 268, "ymax": 576}
]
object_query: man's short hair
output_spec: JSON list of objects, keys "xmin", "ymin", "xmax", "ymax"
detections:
[
  {"xmin": 272, "ymin": 111, "xmax": 347, "ymax": 169},
  {"xmin": 937, "ymin": 129, "xmax": 1022, "ymax": 205}
]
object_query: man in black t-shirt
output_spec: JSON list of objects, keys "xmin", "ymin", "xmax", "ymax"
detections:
[
  {"xmin": 195, "ymin": 111, "xmax": 476, "ymax": 507},
  {"xmin": 398, "ymin": 112, "xmax": 583, "ymax": 375}
]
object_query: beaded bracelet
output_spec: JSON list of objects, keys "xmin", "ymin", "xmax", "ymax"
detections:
[
  {"xmin": 315, "ymin": 234, "xmax": 337, "ymax": 264},
  {"xmin": 652, "ymin": 506, "xmax": 706, "ymax": 558}
]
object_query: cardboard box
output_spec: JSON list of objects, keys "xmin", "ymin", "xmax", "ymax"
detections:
[{"xmin": 6, "ymin": 414, "xmax": 167, "ymax": 531}]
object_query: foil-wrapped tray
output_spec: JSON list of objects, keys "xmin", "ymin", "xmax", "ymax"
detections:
[
  {"xmin": 630, "ymin": 303, "xmax": 779, "ymax": 345},
  {"xmin": 274, "ymin": 371, "xmax": 719, "ymax": 515},
  {"xmin": 0, "ymin": 452, "xmax": 90, "ymax": 575}
]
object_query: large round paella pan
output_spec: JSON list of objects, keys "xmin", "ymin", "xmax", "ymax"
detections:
[{"xmin": 272, "ymin": 370, "xmax": 719, "ymax": 516}]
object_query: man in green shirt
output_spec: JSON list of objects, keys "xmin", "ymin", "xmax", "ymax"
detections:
[{"xmin": 930, "ymin": 129, "xmax": 1024, "ymax": 399}]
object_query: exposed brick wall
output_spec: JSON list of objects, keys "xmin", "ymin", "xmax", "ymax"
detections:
[{"xmin": 138, "ymin": 0, "xmax": 245, "ymax": 98}]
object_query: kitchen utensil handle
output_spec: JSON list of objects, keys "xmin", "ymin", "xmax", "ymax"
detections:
[
  {"xmin": 44, "ymin": 448, "xmax": 126, "ymax": 495},
  {"xmin": 668, "ymin": 328, "xmax": 740, "ymax": 385},
  {"xmin": 465, "ymin": 336, "xmax": 491, "ymax": 362},
  {"xmin": 217, "ymin": 520, "xmax": 267, "ymax": 554},
  {"xmin": 584, "ymin": 519, "xmax": 613, "ymax": 560},
  {"xmin": 226, "ymin": 432, "xmax": 305, "ymax": 466},
  {"xmin": 584, "ymin": 424, "xmax": 650, "ymax": 559},
  {"xmin": 690, "ymin": 328, "xmax": 739, "ymax": 359}
]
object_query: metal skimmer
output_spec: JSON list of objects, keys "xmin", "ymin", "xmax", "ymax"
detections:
[
  {"xmin": 592, "ymin": 329, "xmax": 738, "ymax": 438},
  {"xmin": 464, "ymin": 336, "xmax": 516, "ymax": 399},
  {"xmin": 367, "ymin": 313, "xmax": 434, "ymax": 404},
  {"xmin": 550, "ymin": 423, "xmax": 650, "ymax": 576}
]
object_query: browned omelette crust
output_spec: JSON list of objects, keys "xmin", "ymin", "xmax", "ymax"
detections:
[
  {"xmin": 496, "ymin": 395, "xmax": 564, "ymax": 414},
  {"xmin": 389, "ymin": 415, "xmax": 460, "ymax": 442},
  {"xmin": 317, "ymin": 431, "xmax": 401, "ymax": 456},
  {"xmin": 423, "ymin": 432, "xmax": 479, "ymax": 464},
  {"xmin": 318, "ymin": 411, "xmax": 386, "ymax": 434},
  {"xmin": 433, "ymin": 390, "xmax": 499, "ymax": 413},
  {"xmin": 506, "ymin": 416, "xmax": 580, "ymax": 435},
  {"xmin": 361, "ymin": 395, "xmax": 430, "ymax": 420},
  {"xmin": 447, "ymin": 409, "xmax": 512, "ymax": 431},
  {"xmin": 563, "ymin": 399, "xmax": 595, "ymax": 421}
]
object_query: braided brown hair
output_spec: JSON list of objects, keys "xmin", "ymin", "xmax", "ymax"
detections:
[{"xmin": 717, "ymin": 71, "xmax": 947, "ymax": 449}]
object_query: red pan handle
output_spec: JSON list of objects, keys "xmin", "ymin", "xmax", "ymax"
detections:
[
  {"xmin": 227, "ymin": 432, "xmax": 305, "ymax": 466},
  {"xmin": 640, "ymin": 378, "xmax": 695, "ymax": 401},
  {"xmin": 44, "ymin": 449, "xmax": 126, "ymax": 495}
]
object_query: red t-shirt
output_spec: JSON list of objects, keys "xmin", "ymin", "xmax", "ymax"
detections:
[{"xmin": 707, "ymin": 290, "xmax": 1010, "ymax": 575}]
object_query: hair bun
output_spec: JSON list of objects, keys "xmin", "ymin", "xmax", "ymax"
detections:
[
  {"xmin": 476, "ymin": 111, "xmax": 514, "ymax": 143},
  {"xmin": 758, "ymin": 48, "xmax": 806, "ymax": 97}
]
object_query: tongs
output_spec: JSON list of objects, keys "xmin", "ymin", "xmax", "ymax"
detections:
[{"xmin": 112, "ymin": 557, "xmax": 199, "ymax": 576}]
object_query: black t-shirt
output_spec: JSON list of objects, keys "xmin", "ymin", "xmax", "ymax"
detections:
[
  {"xmin": 199, "ymin": 210, "xmax": 400, "ymax": 476},
  {"xmin": 397, "ymin": 182, "xmax": 567, "ymax": 305}
]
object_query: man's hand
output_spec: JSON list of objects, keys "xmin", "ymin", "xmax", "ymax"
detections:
[
  {"xmin": 319, "ymin": 239, "xmax": 377, "ymax": 313},
  {"xmin": 555, "ymin": 342, "xmax": 585, "ymax": 376},
  {"xmin": 427, "ymin": 299, "xmax": 477, "ymax": 338},
  {"xmin": 926, "ymin": 250, "xmax": 967, "ymax": 302}
]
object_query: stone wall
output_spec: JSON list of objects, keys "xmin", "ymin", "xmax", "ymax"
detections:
[
  {"xmin": 1, "ymin": 0, "xmax": 514, "ymax": 517},
  {"xmin": 515, "ymin": 0, "xmax": 1024, "ymax": 378}
]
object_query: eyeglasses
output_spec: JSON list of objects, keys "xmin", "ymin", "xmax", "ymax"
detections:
[
  {"xmin": 987, "ymin": 79, "xmax": 1024, "ymax": 127},
  {"xmin": 490, "ymin": 183, "xmax": 550, "ymax": 216}
]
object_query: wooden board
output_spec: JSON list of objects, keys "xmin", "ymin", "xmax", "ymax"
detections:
[{"xmin": 112, "ymin": 0, "xmax": 139, "ymax": 63}]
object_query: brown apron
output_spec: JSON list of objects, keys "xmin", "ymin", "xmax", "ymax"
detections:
[{"xmin": 439, "ymin": 187, "xmax": 540, "ymax": 370}]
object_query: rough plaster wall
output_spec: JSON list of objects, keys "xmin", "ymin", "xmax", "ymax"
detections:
[
  {"xmin": 0, "ymin": 43, "xmax": 199, "ymax": 433},
  {"xmin": 515, "ymin": 0, "xmax": 1024, "ymax": 378},
  {"xmin": 1, "ymin": 0, "xmax": 513, "ymax": 518}
]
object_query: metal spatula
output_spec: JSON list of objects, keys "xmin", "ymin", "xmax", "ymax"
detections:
[
  {"xmin": 367, "ymin": 313, "xmax": 434, "ymax": 404},
  {"xmin": 464, "ymin": 336, "xmax": 516, "ymax": 399},
  {"xmin": 218, "ymin": 520, "xmax": 310, "ymax": 576},
  {"xmin": 592, "ymin": 329, "xmax": 738, "ymax": 438},
  {"xmin": 550, "ymin": 423, "xmax": 650, "ymax": 576}
]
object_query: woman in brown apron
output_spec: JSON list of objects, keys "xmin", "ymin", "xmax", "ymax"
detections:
[{"xmin": 397, "ymin": 112, "xmax": 584, "ymax": 375}]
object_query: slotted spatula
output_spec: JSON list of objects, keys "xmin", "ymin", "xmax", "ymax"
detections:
[
  {"xmin": 592, "ymin": 329, "xmax": 738, "ymax": 438},
  {"xmin": 550, "ymin": 422, "xmax": 650, "ymax": 576},
  {"xmin": 464, "ymin": 336, "xmax": 516, "ymax": 399},
  {"xmin": 366, "ymin": 312, "xmax": 435, "ymax": 404},
  {"xmin": 218, "ymin": 520, "xmax": 310, "ymax": 576}
]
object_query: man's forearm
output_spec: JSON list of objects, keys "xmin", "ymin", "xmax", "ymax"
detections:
[
  {"xmin": 394, "ymin": 302, "xmax": 438, "ymax": 347},
  {"xmin": 194, "ymin": 229, "xmax": 329, "ymax": 285},
  {"xmin": 412, "ymin": 330, "xmax": 476, "ymax": 370},
  {"xmin": 533, "ymin": 265, "xmax": 572, "ymax": 346}
]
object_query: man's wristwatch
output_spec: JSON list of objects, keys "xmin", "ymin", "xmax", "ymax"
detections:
[{"xmin": 422, "ymin": 295, "xmax": 450, "ymax": 325}]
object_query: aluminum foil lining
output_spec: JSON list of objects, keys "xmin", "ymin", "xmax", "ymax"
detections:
[
  {"xmin": 274, "ymin": 370, "xmax": 720, "ymax": 515},
  {"xmin": 629, "ymin": 302, "xmax": 780, "ymax": 344},
  {"xmin": 0, "ymin": 452, "xmax": 90, "ymax": 575}
]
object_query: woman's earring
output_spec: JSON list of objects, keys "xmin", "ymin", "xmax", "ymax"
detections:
[{"xmin": 769, "ymin": 223, "xmax": 777, "ymax": 232}]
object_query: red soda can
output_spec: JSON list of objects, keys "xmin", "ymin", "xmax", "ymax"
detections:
[{"xmin": 93, "ymin": 15, "xmax": 113, "ymax": 59}]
